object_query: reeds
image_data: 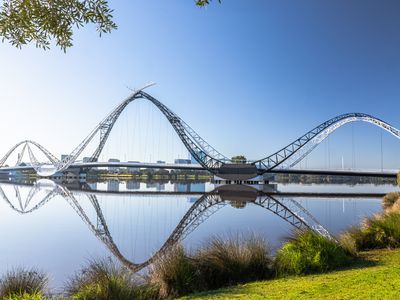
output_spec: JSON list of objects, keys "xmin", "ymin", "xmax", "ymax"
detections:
[
  {"xmin": 150, "ymin": 234, "xmax": 273, "ymax": 298},
  {"xmin": 66, "ymin": 258, "xmax": 159, "ymax": 300},
  {"xmin": 0, "ymin": 268, "xmax": 48, "ymax": 299},
  {"xmin": 382, "ymin": 192, "xmax": 400, "ymax": 210},
  {"xmin": 342, "ymin": 211, "xmax": 400, "ymax": 251},
  {"xmin": 195, "ymin": 235, "xmax": 273, "ymax": 290}
]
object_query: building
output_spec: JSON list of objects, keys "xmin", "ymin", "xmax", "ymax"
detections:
[
  {"xmin": 146, "ymin": 182, "xmax": 157, "ymax": 189},
  {"xmin": 108, "ymin": 158, "xmax": 120, "ymax": 172},
  {"xmin": 61, "ymin": 154, "xmax": 71, "ymax": 161},
  {"xmin": 127, "ymin": 161, "xmax": 140, "ymax": 172},
  {"xmin": 83, "ymin": 157, "xmax": 92, "ymax": 163},
  {"xmin": 189, "ymin": 153, "xmax": 199, "ymax": 165},
  {"xmin": 126, "ymin": 180, "xmax": 140, "ymax": 190},
  {"xmin": 190, "ymin": 182, "xmax": 205, "ymax": 192},
  {"xmin": 174, "ymin": 158, "xmax": 191, "ymax": 165},
  {"xmin": 156, "ymin": 183, "xmax": 165, "ymax": 191},
  {"xmin": 174, "ymin": 183, "xmax": 190, "ymax": 192},
  {"xmin": 107, "ymin": 180, "xmax": 119, "ymax": 192},
  {"xmin": 87, "ymin": 182, "xmax": 97, "ymax": 190}
]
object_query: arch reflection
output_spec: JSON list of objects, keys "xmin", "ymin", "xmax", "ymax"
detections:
[{"xmin": 0, "ymin": 180, "xmax": 331, "ymax": 272}]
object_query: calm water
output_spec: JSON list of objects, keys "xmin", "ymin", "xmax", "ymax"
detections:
[{"xmin": 0, "ymin": 178, "xmax": 397, "ymax": 289}]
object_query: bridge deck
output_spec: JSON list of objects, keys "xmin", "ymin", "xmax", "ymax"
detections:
[{"xmin": 0, "ymin": 162, "xmax": 397, "ymax": 178}]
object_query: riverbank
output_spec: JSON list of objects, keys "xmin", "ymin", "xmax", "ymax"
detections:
[{"xmin": 184, "ymin": 248, "xmax": 400, "ymax": 299}]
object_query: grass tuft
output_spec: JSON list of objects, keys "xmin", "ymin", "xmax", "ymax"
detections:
[
  {"xmin": 66, "ymin": 258, "xmax": 159, "ymax": 300},
  {"xmin": 338, "ymin": 226, "xmax": 361, "ymax": 256},
  {"xmin": 195, "ymin": 235, "xmax": 273, "ymax": 290},
  {"xmin": 150, "ymin": 245, "xmax": 197, "ymax": 298},
  {"xmin": 382, "ymin": 192, "xmax": 400, "ymax": 210},
  {"xmin": 0, "ymin": 268, "xmax": 48, "ymax": 299},
  {"xmin": 345, "ymin": 211, "xmax": 400, "ymax": 251},
  {"xmin": 150, "ymin": 235, "xmax": 273, "ymax": 298},
  {"xmin": 275, "ymin": 230, "xmax": 352, "ymax": 276}
]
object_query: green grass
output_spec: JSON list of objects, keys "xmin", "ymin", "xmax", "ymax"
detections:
[
  {"xmin": 4, "ymin": 292, "xmax": 48, "ymax": 300},
  {"xmin": 183, "ymin": 249, "xmax": 400, "ymax": 299}
]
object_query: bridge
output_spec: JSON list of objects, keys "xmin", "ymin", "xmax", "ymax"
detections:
[
  {"xmin": 1, "ymin": 84, "xmax": 400, "ymax": 180},
  {"xmin": 1, "ymin": 162, "xmax": 397, "ymax": 179}
]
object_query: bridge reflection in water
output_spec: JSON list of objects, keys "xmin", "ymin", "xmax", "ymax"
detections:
[{"xmin": 0, "ymin": 179, "xmax": 336, "ymax": 273}]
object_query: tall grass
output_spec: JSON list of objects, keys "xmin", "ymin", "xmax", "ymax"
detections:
[
  {"xmin": 66, "ymin": 258, "xmax": 159, "ymax": 300},
  {"xmin": 0, "ymin": 268, "xmax": 48, "ymax": 299},
  {"xmin": 150, "ymin": 245, "xmax": 197, "ymax": 298},
  {"xmin": 344, "ymin": 211, "xmax": 400, "ymax": 251},
  {"xmin": 382, "ymin": 192, "xmax": 400, "ymax": 210},
  {"xmin": 150, "ymin": 235, "xmax": 273, "ymax": 298},
  {"xmin": 195, "ymin": 235, "xmax": 273, "ymax": 290},
  {"xmin": 338, "ymin": 226, "xmax": 361, "ymax": 256},
  {"xmin": 5, "ymin": 292, "xmax": 47, "ymax": 300},
  {"xmin": 275, "ymin": 230, "xmax": 352, "ymax": 276}
]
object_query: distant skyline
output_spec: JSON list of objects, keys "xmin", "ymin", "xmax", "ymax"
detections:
[{"xmin": 1, "ymin": 0, "xmax": 400, "ymax": 169}]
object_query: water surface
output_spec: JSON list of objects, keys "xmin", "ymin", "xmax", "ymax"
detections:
[{"xmin": 0, "ymin": 178, "xmax": 395, "ymax": 289}]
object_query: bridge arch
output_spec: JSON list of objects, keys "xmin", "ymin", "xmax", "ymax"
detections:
[
  {"xmin": 253, "ymin": 113, "xmax": 400, "ymax": 171},
  {"xmin": 2, "ymin": 86, "xmax": 228, "ymax": 177},
  {"xmin": 2, "ymin": 89, "xmax": 400, "ymax": 177},
  {"xmin": 0, "ymin": 140, "xmax": 59, "ymax": 172}
]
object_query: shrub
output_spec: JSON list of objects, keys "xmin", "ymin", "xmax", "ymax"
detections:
[
  {"xmin": 275, "ymin": 230, "xmax": 352, "ymax": 276},
  {"xmin": 0, "ymin": 268, "xmax": 48, "ymax": 299},
  {"xmin": 67, "ymin": 258, "xmax": 159, "ymax": 300},
  {"xmin": 346, "ymin": 211, "xmax": 400, "ymax": 251},
  {"xmin": 150, "ymin": 235, "xmax": 273, "ymax": 298},
  {"xmin": 382, "ymin": 192, "xmax": 400, "ymax": 210}
]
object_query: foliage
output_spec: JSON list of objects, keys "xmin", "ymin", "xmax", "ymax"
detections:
[
  {"xmin": 185, "ymin": 249, "xmax": 400, "ymax": 300},
  {"xmin": 67, "ymin": 258, "xmax": 159, "ymax": 300},
  {"xmin": 194, "ymin": 235, "xmax": 273, "ymax": 290},
  {"xmin": 397, "ymin": 171, "xmax": 400, "ymax": 186},
  {"xmin": 5, "ymin": 292, "xmax": 47, "ymax": 300},
  {"xmin": 0, "ymin": 0, "xmax": 221, "ymax": 51},
  {"xmin": 0, "ymin": 268, "xmax": 48, "ymax": 299},
  {"xmin": 196, "ymin": 0, "xmax": 221, "ymax": 7},
  {"xmin": 338, "ymin": 226, "xmax": 360, "ymax": 256},
  {"xmin": 150, "ymin": 245, "xmax": 197, "ymax": 298},
  {"xmin": 382, "ymin": 192, "xmax": 400, "ymax": 210},
  {"xmin": 274, "ymin": 230, "xmax": 352, "ymax": 276},
  {"xmin": 231, "ymin": 155, "xmax": 247, "ymax": 163},
  {"xmin": 150, "ymin": 235, "xmax": 273, "ymax": 298},
  {"xmin": 0, "ymin": 0, "xmax": 117, "ymax": 51},
  {"xmin": 345, "ymin": 211, "xmax": 400, "ymax": 251}
]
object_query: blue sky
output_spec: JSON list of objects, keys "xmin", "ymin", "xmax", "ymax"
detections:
[{"xmin": 1, "ymin": 0, "xmax": 400, "ymax": 169}]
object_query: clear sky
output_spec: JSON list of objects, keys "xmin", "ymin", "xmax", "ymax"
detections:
[{"xmin": 1, "ymin": 0, "xmax": 400, "ymax": 169}]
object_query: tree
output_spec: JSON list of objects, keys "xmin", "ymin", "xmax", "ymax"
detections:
[
  {"xmin": 0, "ymin": 0, "xmax": 220, "ymax": 52},
  {"xmin": 231, "ymin": 155, "xmax": 247, "ymax": 164},
  {"xmin": 196, "ymin": 0, "xmax": 221, "ymax": 7},
  {"xmin": 0, "ymin": 0, "xmax": 117, "ymax": 51}
]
